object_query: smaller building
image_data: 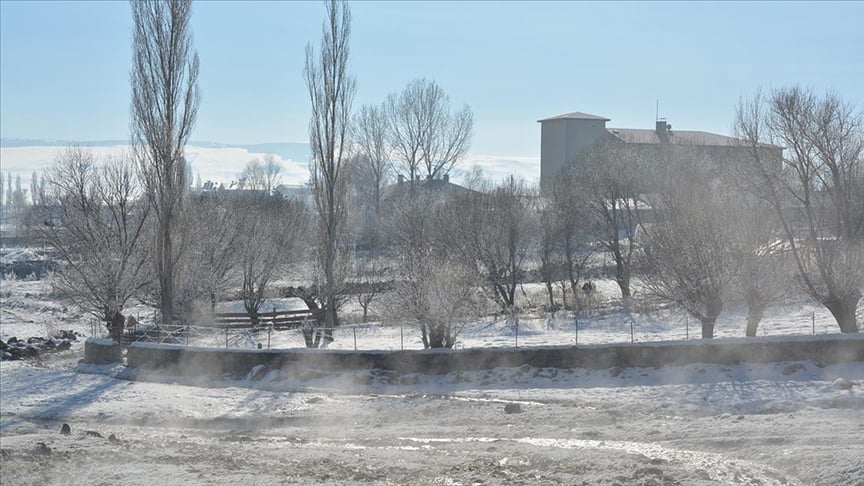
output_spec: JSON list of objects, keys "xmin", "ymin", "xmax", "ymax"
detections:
[{"xmin": 379, "ymin": 174, "xmax": 478, "ymax": 214}]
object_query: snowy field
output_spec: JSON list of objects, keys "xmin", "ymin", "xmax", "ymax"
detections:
[{"xmin": 2, "ymin": 275, "xmax": 864, "ymax": 485}]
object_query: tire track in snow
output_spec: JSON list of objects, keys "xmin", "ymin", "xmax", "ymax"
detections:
[{"xmin": 308, "ymin": 436, "xmax": 793, "ymax": 485}]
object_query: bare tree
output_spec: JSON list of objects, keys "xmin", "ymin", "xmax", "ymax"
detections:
[
  {"xmin": 4, "ymin": 173, "xmax": 11, "ymax": 209},
  {"xmin": 37, "ymin": 147, "xmax": 152, "ymax": 342},
  {"xmin": 574, "ymin": 142, "xmax": 647, "ymax": 302},
  {"xmin": 351, "ymin": 256, "xmax": 389, "ymax": 323},
  {"xmin": 733, "ymin": 87, "xmax": 863, "ymax": 333},
  {"xmin": 237, "ymin": 194, "xmax": 309, "ymax": 326},
  {"xmin": 241, "ymin": 154, "xmax": 283, "ymax": 195},
  {"xmin": 546, "ymin": 173, "xmax": 593, "ymax": 310},
  {"xmin": 446, "ymin": 177, "xmax": 534, "ymax": 326},
  {"xmin": 386, "ymin": 78, "xmax": 473, "ymax": 183},
  {"xmin": 391, "ymin": 249, "xmax": 482, "ymax": 348},
  {"xmin": 352, "ymin": 103, "xmax": 392, "ymax": 215},
  {"xmin": 130, "ymin": 0, "xmax": 200, "ymax": 327},
  {"xmin": 304, "ymin": 0, "xmax": 356, "ymax": 345},
  {"xmin": 640, "ymin": 151, "xmax": 738, "ymax": 339},
  {"xmin": 384, "ymin": 192, "xmax": 482, "ymax": 348},
  {"xmin": 180, "ymin": 192, "xmax": 243, "ymax": 317},
  {"xmin": 727, "ymin": 201, "xmax": 793, "ymax": 336}
]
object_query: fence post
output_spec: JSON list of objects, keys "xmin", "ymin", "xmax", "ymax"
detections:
[
  {"xmin": 353, "ymin": 327, "xmax": 357, "ymax": 351},
  {"xmin": 575, "ymin": 316, "xmax": 578, "ymax": 344},
  {"xmin": 812, "ymin": 312, "xmax": 815, "ymax": 336},
  {"xmin": 400, "ymin": 326, "xmax": 404, "ymax": 351},
  {"xmin": 268, "ymin": 323, "xmax": 272, "ymax": 350},
  {"xmin": 686, "ymin": 316, "xmax": 689, "ymax": 341},
  {"xmin": 225, "ymin": 328, "xmax": 228, "ymax": 348},
  {"xmin": 630, "ymin": 319, "xmax": 634, "ymax": 343},
  {"xmin": 515, "ymin": 320, "xmax": 519, "ymax": 348}
]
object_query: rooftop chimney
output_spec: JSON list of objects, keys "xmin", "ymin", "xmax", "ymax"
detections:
[{"xmin": 656, "ymin": 120, "xmax": 669, "ymax": 134}]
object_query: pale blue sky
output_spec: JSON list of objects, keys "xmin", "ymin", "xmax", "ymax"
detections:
[{"xmin": 1, "ymin": 0, "xmax": 862, "ymax": 157}]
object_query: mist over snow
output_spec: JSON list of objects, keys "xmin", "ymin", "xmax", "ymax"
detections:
[
  {"xmin": 0, "ymin": 139, "xmax": 540, "ymax": 188},
  {"xmin": 0, "ymin": 141, "xmax": 311, "ymax": 186}
]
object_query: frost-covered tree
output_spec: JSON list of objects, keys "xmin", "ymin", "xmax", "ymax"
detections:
[
  {"xmin": 573, "ymin": 142, "xmax": 648, "ymax": 302},
  {"xmin": 385, "ymin": 192, "xmax": 482, "ymax": 348},
  {"xmin": 236, "ymin": 194, "xmax": 309, "ymax": 326},
  {"xmin": 240, "ymin": 154, "xmax": 283, "ymax": 195},
  {"xmin": 732, "ymin": 87, "xmax": 863, "ymax": 333},
  {"xmin": 130, "ymin": 0, "xmax": 200, "ymax": 326},
  {"xmin": 386, "ymin": 78, "xmax": 473, "ymax": 183},
  {"xmin": 305, "ymin": 0, "xmax": 356, "ymax": 345},
  {"xmin": 37, "ymin": 147, "xmax": 152, "ymax": 342},
  {"xmin": 640, "ymin": 150, "xmax": 738, "ymax": 339}
]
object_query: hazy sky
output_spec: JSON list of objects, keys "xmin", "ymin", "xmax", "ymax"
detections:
[{"xmin": 1, "ymin": 0, "xmax": 862, "ymax": 157}]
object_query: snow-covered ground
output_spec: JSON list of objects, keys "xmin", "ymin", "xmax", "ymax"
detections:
[
  {"xmin": 2, "ymin": 275, "xmax": 864, "ymax": 485},
  {"xmin": 2, "ymin": 356, "xmax": 863, "ymax": 485}
]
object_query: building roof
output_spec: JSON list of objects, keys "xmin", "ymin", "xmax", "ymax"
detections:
[
  {"xmin": 381, "ymin": 178, "xmax": 478, "ymax": 204},
  {"xmin": 538, "ymin": 112, "xmax": 611, "ymax": 122},
  {"xmin": 607, "ymin": 128, "xmax": 742, "ymax": 147}
]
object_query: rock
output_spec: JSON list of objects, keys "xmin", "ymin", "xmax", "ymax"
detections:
[
  {"xmin": 247, "ymin": 364, "xmax": 270, "ymax": 381},
  {"xmin": 609, "ymin": 366, "xmax": 623, "ymax": 377},
  {"xmin": 60, "ymin": 424, "xmax": 71, "ymax": 435},
  {"xmin": 7, "ymin": 337, "xmax": 18, "ymax": 345},
  {"xmin": 27, "ymin": 336, "xmax": 45, "ymax": 345},
  {"xmin": 832, "ymin": 378, "xmax": 854, "ymax": 390},
  {"xmin": 108, "ymin": 434, "xmax": 119, "ymax": 443},
  {"xmin": 23, "ymin": 345, "xmax": 41, "ymax": 358},
  {"xmin": 1, "ymin": 351, "xmax": 12, "ymax": 361},
  {"xmin": 0, "ymin": 339, "xmax": 7, "ymax": 351},
  {"xmin": 504, "ymin": 403, "xmax": 522, "ymax": 414},
  {"xmin": 35, "ymin": 442, "xmax": 52, "ymax": 455},
  {"xmin": 56, "ymin": 340, "xmax": 71, "ymax": 351},
  {"xmin": 299, "ymin": 369, "xmax": 328, "ymax": 382},
  {"xmin": 398, "ymin": 375, "xmax": 420, "ymax": 385},
  {"xmin": 85, "ymin": 430, "xmax": 103, "ymax": 438},
  {"xmin": 782, "ymin": 363, "xmax": 806, "ymax": 376}
]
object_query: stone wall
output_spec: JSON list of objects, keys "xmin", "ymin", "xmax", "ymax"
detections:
[
  {"xmin": 81, "ymin": 338, "xmax": 123, "ymax": 364},
  {"xmin": 110, "ymin": 335, "xmax": 864, "ymax": 380}
]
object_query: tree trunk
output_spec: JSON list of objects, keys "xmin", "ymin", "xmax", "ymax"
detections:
[
  {"xmin": 745, "ymin": 303, "xmax": 765, "ymax": 337},
  {"xmin": 420, "ymin": 323, "xmax": 430, "ymax": 349},
  {"xmin": 615, "ymin": 258, "xmax": 631, "ymax": 299},
  {"xmin": 823, "ymin": 291, "xmax": 861, "ymax": 333},
  {"xmin": 700, "ymin": 294, "xmax": 723, "ymax": 339},
  {"xmin": 107, "ymin": 312, "xmax": 125, "ymax": 344},
  {"xmin": 323, "ymin": 302, "xmax": 337, "ymax": 344},
  {"xmin": 700, "ymin": 317, "xmax": 715, "ymax": 339},
  {"xmin": 427, "ymin": 324, "xmax": 446, "ymax": 348},
  {"xmin": 160, "ymin": 223, "xmax": 174, "ymax": 326},
  {"xmin": 545, "ymin": 280, "xmax": 555, "ymax": 310}
]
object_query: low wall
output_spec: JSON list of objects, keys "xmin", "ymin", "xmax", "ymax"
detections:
[
  {"xmin": 81, "ymin": 338, "xmax": 123, "ymax": 364},
  {"xmin": 114, "ymin": 335, "xmax": 864, "ymax": 380}
]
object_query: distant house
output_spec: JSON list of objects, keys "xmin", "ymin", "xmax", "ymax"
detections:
[
  {"xmin": 274, "ymin": 184, "xmax": 315, "ymax": 208},
  {"xmin": 537, "ymin": 111, "xmax": 782, "ymax": 190},
  {"xmin": 379, "ymin": 174, "xmax": 479, "ymax": 213}
]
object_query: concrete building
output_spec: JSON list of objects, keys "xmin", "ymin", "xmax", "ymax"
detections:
[{"xmin": 538, "ymin": 111, "xmax": 782, "ymax": 189}]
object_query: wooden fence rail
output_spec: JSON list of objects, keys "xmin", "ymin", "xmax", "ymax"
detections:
[
  {"xmin": 121, "ymin": 308, "xmax": 322, "ymax": 345},
  {"xmin": 212, "ymin": 309, "xmax": 322, "ymax": 330}
]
